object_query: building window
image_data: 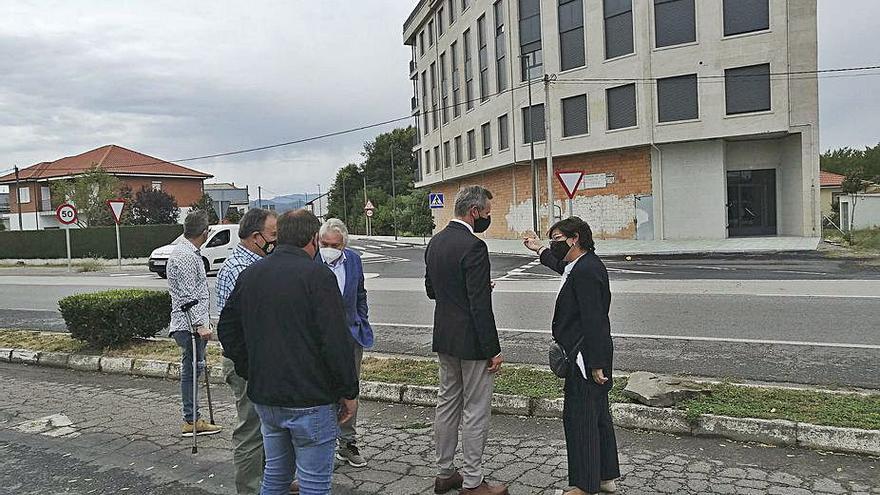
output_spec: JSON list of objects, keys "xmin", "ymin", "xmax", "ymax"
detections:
[
  {"xmin": 420, "ymin": 31, "xmax": 425, "ymax": 56},
  {"xmin": 562, "ymin": 94, "xmax": 589, "ymax": 136},
  {"xmin": 603, "ymin": 0, "xmax": 633, "ymax": 60},
  {"xmin": 723, "ymin": 0, "xmax": 769, "ymax": 37},
  {"xmin": 430, "ymin": 62, "xmax": 438, "ymax": 129},
  {"xmin": 464, "ymin": 29, "xmax": 475, "ymax": 110},
  {"xmin": 438, "ymin": 7, "xmax": 445, "ymax": 37},
  {"xmin": 462, "ymin": 0, "xmax": 470, "ymax": 11},
  {"xmin": 478, "ymin": 15, "xmax": 490, "ymax": 102},
  {"xmin": 440, "ymin": 52, "xmax": 449, "ymax": 124},
  {"xmin": 455, "ymin": 135, "xmax": 463, "ymax": 164},
  {"xmin": 151, "ymin": 181, "xmax": 162, "ymax": 191},
  {"xmin": 606, "ymin": 83, "xmax": 637, "ymax": 129},
  {"xmin": 725, "ymin": 64, "xmax": 771, "ymax": 114},
  {"xmin": 522, "ymin": 103, "xmax": 545, "ymax": 143},
  {"xmin": 443, "ymin": 141, "xmax": 452, "ymax": 168},
  {"xmin": 498, "ymin": 114, "xmax": 510, "ymax": 150},
  {"xmin": 467, "ymin": 129, "xmax": 477, "ymax": 160},
  {"xmin": 421, "ymin": 71, "xmax": 429, "ymax": 133},
  {"xmin": 428, "ymin": 20, "xmax": 435, "ymax": 46},
  {"xmin": 425, "ymin": 150, "xmax": 431, "ymax": 175},
  {"xmin": 434, "ymin": 146, "xmax": 441, "ymax": 172},
  {"xmin": 494, "ymin": 1, "xmax": 508, "ymax": 92},
  {"xmin": 18, "ymin": 186, "xmax": 30, "ymax": 204},
  {"xmin": 559, "ymin": 0, "xmax": 585, "ymax": 71},
  {"xmin": 519, "ymin": 0, "xmax": 543, "ymax": 81},
  {"xmin": 657, "ymin": 74, "xmax": 698, "ymax": 122},
  {"xmin": 654, "ymin": 0, "xmax": 695, "ymax": 48},
  {"xmin": 449, "ymin": 0, "xmax": 456, "ymax": 24},
  {"xmin": 40, "ymin": 185, "xmax": 51, "ymax": 210},
  {"xmin": 481, "ymin": 122, "xmax": 492, "ymax": 155},
  {"xmin": 415, "ymin": 152, "xmax": 423, "ymax": 182},
  {"xmin": 451, "ymin": 41, "xmax": 461, "ymax": 117}
]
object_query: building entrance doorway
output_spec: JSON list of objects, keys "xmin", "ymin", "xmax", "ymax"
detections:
[{"xmin": 727, "ymin": 169, "xmax": 777, "ymax": 237}]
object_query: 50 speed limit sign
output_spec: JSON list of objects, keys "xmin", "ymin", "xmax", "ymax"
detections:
[{"xmin": 56, "ymin": 203, "xmax": 78, "ymax": 225}]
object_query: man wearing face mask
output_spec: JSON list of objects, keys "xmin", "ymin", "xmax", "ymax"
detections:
[
  {"xmin": 218, "ymin": 209, "xmax": 358, "ymax": 495},
  {"xmin": 425, "ymin": 185, "xmax": 507, "ymax": 495},
  {"xmin": 216, "ymin": 208, "xmax": 281, "ymax": 494},
  {"xmin": 317, "ymin": 218, "xmax": 373, "ymax": 469}
]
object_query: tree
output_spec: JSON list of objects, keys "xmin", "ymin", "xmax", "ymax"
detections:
[
  {"xmin": 131, "ymin": 187, "xmax": 180, "ymax": 225},
  {"xmin": 840, "ymin": 169, "xmax": 870, "ymax": 233},
  {"xmin": 50, "ymin": 165, "xmax": 122, "ymax": 227},
  {"xmin": 190, "ymin": 193, "xmax": 219, "ymax": 224},
  {"xmin": 224, "ymin": 207, "xmax": 243, "ymax": 224},
  {"xmin": 821, "ymin": 143, "xmax": 880, "ymax": 183}
]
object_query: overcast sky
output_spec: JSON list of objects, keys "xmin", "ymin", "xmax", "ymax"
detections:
[{"xmin": 1, "ymin": 0, "xmax": 878, "ymax": 198}]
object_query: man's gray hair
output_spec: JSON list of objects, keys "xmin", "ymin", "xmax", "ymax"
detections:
[
  {"xmin": 184, "ymin": 210, "xmax": 209, "ymax": 239},
  {"xmin": 319, "ymin": 218, "xmax": 349, "ymax": 246},
  {"xmin": 238, "ymin": 208, "xmax": 277, "ymax": 239},
  {"xmin": 453, "ymin": 185, "xmax": 493, "ymax": 217}
]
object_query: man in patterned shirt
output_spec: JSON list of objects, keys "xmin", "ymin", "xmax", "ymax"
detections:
[
  {"xmin": 166, "ymin": 210, "xmax": 222, "ymax": 437},
  {"xmin": 216, "ymin": 208, "xmax": 279, "ymax": 495}
]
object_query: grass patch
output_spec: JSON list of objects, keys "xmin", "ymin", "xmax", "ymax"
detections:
[
  {"xmin": 76, "ymin": 257, "xmax": 105, "ymax": 273},
  {"xmin": 823, "ymin": 227, "xmax": 880, "ymax": 256},
  {"xmin": 3, "ymin": 329, "xmax": 878, "ymax": 430}
]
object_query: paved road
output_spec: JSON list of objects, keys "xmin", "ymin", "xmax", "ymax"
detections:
[{"xmin": 2, "ymin": 363, "xmax": 877, "ymax": 494}]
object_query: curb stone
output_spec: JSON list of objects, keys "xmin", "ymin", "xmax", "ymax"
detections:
[
  {"xmin": 3, "ymin": 347, "xmax": 878, "ymax": 457},
  {"xmin": 38, "ymin": 352, "xmax": 71, "ymax": 368},
  {"xmin": 100, "ymin": 357, "xmax": 134, "ymax": 374},
  {"xmin": 10, "ymin": 349, "xmax": 40, "ymax": 364}
]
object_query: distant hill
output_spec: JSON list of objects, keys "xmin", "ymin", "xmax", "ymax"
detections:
[{"xmin": 249, "ymin": 193, "xmax": 318, "ymax": 213}]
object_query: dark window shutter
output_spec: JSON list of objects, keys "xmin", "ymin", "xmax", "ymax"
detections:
[
  {"xmin": 604, "ymin": 0, "xmax": 634, "ymax": 59},
  {"xmin": 562, "ymin": 95, "xmax": 589, "ymax": 136},
  {"xmin": 725, "ymin": 64, "xmax": 771, "ymax": 115},
  {"xmin": 607, "ymin": 83, "xmax": 637, "ymax": 129},
  {"xmin": 723, "ymin": 0, "xmax": 769, "ymax": 36},
  {"xmin": 654, "ymin": 0, "xmax": 695, "ymax": 47},
  {"xmin": 657, "ymin": 74, "xmax": 698, "ymax": 122},
  {"xmin": 560, "ymin": 28, "xmax": 585, "ymax": 71}
]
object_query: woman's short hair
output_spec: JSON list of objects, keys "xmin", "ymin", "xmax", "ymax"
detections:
[{"xmin": 548, "ymin": 216, "xmax": 596, "ymax": 252}]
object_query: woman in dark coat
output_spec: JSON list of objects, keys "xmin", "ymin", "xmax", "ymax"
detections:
[{"xmin": 524, "ymin": 217, "xmax": 620, "ymax": 495}]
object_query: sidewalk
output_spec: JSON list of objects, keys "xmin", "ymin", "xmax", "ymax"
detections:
[
  {"xmin": 2, "ymin": 362, "xmax": 877, "ymax": 495},
  {"xmin": 351, "ymin": 234, "xmax": 822, "ymax": 257}
]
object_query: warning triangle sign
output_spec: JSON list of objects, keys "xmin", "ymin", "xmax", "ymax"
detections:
[
  {"xmin": 364, "ymin": 200, "xmax": 375, "ymax": 211},
  {"xmin": 556, "ymin": 171, "xmax": 584, "ymax": 199},
  {"xmin": 106, "ymin": 199, "xmax": 126, "ymax": 224},
  {"xmin": 430, "ymin": 195, "xmax": 444, "ymax": 207}
]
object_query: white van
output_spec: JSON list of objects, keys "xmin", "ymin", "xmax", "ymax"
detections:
[{"xmin": 148, "ymin": 225, "xmax": 239, "ymax": 278}]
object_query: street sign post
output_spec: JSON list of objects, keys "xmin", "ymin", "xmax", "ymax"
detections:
[
  {"xmin": 555, "ymin": 170, "xmax": 584, "ymax": 218},
  {"xmin": 56, "ymin": 203, "xmax": 77, "ymax": 273},
  {"xmin": 363, "ymin": 200, "xmax": 375, "ymax": 236},
  {"xmin": 429, "ymin": 192, "xmax": 444, "ymax": 209},
  {"xmin": 107, "ymin": 199, "xmax": 126, "ymax": 269}
]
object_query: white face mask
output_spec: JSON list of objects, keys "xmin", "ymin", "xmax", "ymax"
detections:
[{"xmin": 320, "ymin": 247, "xmax": 343, "ymax": 264}]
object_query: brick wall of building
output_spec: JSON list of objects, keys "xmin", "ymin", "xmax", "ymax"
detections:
[
  {"xmin": 123, "ymin": 177, "xmax": 205, "ymax": 207},
  {"xmin": 428, "ymin": 146, "xmax": 652, "ymax": 239}
]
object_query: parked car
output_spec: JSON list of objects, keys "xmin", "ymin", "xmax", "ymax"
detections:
[{"xmin": 148, "ymin": 225, "xmax": 239, "ymax": 278}]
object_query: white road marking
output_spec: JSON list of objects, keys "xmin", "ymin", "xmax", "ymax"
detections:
[
  {"xmin": 379, "ymin": 244, "xmax": 398, "ymax": 248},
  {"xmin": 371, "ymin": 322, "xmax": 880, "ymax": 350},
  {"xmin": 13, "ymin": 414, "xmax": 80, "ymax": 438},
  {"xmin": 606, "ymin": 267, "xmax": 659, "ymax": 275},
  {"xmin": 364, "ymin": 244, "xmax": 384, "ymax": 250}
]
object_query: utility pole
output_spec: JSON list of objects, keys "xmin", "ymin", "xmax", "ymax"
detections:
[
  {"xmin": 14, "ymin": 166, "xmax": 23, "ymax": 231},
  {"xmin": 544, "ymin": 73, "xmax": 556, "ymax": 228},
  {"xmin": 317, "ymin": 184, "xmax": 322, "ymax": 219},
  {"xmin": 342, "ymin": 177, "xmax": 348, "ymax": 226},
  {"xmin": 363, "ymin": 171, "xmax": 369, "ymax": 236},
  {"xmin": 521, "ymin": 54, "xmax": 539, "ymax": 237},
  {"xmin": 391, "ymin": 145, "xmax": 398, "ymax": 240},
  {"xmin": 258, "ymin": 186, "xmax": 262, "ymax": 209}
]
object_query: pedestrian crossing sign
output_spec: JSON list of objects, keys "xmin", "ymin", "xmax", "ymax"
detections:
[{"xmin": 429, "ymin": 192, "xmax": 445, "ymax": 209}]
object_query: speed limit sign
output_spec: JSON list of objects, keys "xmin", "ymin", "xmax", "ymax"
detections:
[
  {"xmin": 365, "ymin": 209, "xmax": 374, "ymax": 217},
  {"xmin": 56, "ymin": 203, "xmax": 78, "ymax": 225}
]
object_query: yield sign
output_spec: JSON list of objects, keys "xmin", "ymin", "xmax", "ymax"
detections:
[
  {"xmin": 106, "ymin": 198, "xmax": 126, "ymax": 224},
  {"xmin": 555, "ymin": 170, "xmax": 584, "ymax": 199}
]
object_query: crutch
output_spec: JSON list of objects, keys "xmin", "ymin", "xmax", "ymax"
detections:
[
  {"xmin": 180, "ymin": 300, "xmax": 201, "ymax": 454},
  {"xmin": 204, "ymin": 360, "xmax": 215, "ymax": 425}
]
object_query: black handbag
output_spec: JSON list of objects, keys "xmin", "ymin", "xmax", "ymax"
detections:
[{"xmin": 549, "ymin": 336, "xmax": 584, "ymax": 378}]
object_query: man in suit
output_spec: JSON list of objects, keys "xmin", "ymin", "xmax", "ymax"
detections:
[
  {"xmin": 218, "ymin": 209, "xmax": 359, "ymax": 495},
  {"xmin": 425, "ymin": 185, "xmax": 508, "ymax": 495},
  {"xmin": 318, "ymin": 218, "xmax": 373, "ymax": 468}
]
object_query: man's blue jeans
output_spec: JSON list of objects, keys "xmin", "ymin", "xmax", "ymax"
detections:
[
  {"xmin": 253, "ymin": 403, "xmax": 338, "ymax": 495},
  {"xmin": 172, "ymin": 331, "xmax": 207, "ymax": 423}
]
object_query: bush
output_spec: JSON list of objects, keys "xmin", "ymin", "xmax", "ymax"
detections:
[
  {"xmin": 0, "ymin": 224, "xmax": 183, "ymax": 259},
  {"xmin": 59, "ymin": 290, "xmax": 171, "ymax": 347}
]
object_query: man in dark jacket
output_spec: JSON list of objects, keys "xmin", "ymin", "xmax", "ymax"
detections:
[
  {"xmin": 425, "ymin": 186, "xmax": 508, "ymax": 495},
  {"xmin": 218, "ymin": 209, "xmax": 358, "ymax": 495}
]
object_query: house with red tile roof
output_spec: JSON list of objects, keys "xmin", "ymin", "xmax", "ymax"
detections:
[
  {"xmin": 820, "ymin": 170, "xmax": 880, "ymax": 218},
  {"xmin": 0, "ymin": 145, "xmax": 212, "ymax": 230}
]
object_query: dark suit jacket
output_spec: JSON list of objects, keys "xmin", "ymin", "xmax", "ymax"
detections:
[
  {"xmin": 425, "ymin": 221, "xmax": 501, "ymax": 360},
  {"xmin": 218, "ymin": 245, "xmax": 359, "ymax": 408},
  {"xmin": 541, "ymin": 249, "xmax": 614, "ymax": 389},
  {"xmin": 320, "ymin": 248, "xmax": 374, "ymax": 348}
]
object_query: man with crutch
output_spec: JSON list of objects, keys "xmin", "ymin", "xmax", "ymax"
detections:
[{"xmin": 167, "ymin": 210, "xmax": 222, "ymax": 438}]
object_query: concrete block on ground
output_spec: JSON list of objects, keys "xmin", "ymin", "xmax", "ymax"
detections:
[
  {"xmin": 38, "ymin": 352, "xmax": 71, "ymax": 368},
  {"xmin": 67, "ymin": 354, "xmax": 101, "ymax": 372},
  {"xmin": 492, "ymin": 393, "xmax": 531, "ymax": 416},
  {"xmin": 11, "ymin": 350, "xmax": 40, "ymax": 364},
  {"xmin": 361, "ymin": 381, "xmax": 404, "ymax": 403},
  {"xmin": 532, "ymin": 398, "xmax": 564, "ymax": 418},
  {"xmin": 611, "ymin": 403, "xmax": 692, "ymax": 434},
  {"xmin": 798, "ymin": 423, "xmax": 880, "ymax": 456},
  {"xmin": 132, "ymin": 359, "xmax": 170, "ymax": 378},
  {"xmin": 401, "ymin": 385, "xmax": 438, "ymax": 407},
  {"xmin": 695, "ymin": 414, "xmax": 797, "ymax": 447},
  {"xmin": 100, "ymin": 357, "xmax": 134, "ymax": 374},
  {"xmin": 208, "ymin": 365, "xmax": 225, "ymax": 385},
  {"xmin": 0, "ymin": 348, "xmax": 12, "ymax": 362}
]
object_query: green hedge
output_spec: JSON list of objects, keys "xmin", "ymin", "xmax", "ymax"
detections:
[
  {"xmin": 59, "ymin": 290, "xmax": 171, "ymax": 347},
  {"xmin": 0, "ymin": 224, "xmax": 183, "ymax": 259}
]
